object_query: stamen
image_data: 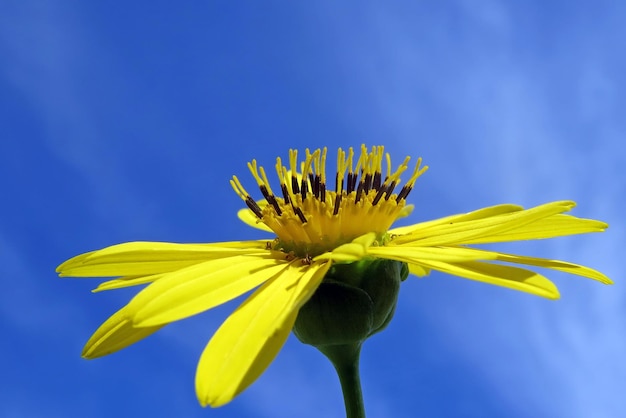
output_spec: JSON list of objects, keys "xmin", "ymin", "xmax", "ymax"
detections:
[
  {"xmin": 347, "ymin": 172, "xmax": 355, "ymax": 194},
  {"xmin": 335, "ymin": 172, "xmax": 342, "ymax": 194},
  {"xmin": 313, "ymin": 174, "xmax": 320, "ymax": 198},
  {"xmin": 230, "ymin": 177, "xmax": 264, "ymax": 219},
  {"xmin": 372, "ymin": 146, "xmax": 383, "ymax": 190},
  {"xmin": 355, "ymin": 183, "xmax": 364, "ymax": 203},
  {"xmin": 319, "ymin": 147, "xmax": 327, "ymax": 202},
  {"xmin": 294, "ymin": 206, "xmax": 307, "ymax": 223},
  {"xmin": 230, "ymin": 176, "xmax": 249, "ymax": 200},
  {"xmin": 373, "ymin": 171, "xmax": 382, "ymax": 191},
  {"xmin": 372, "ymin": 184, "xmax": 388, "ymax": 205},
  {"xmin": 292, "ymin": 176, "xmax": 300, "ymax": 195},
  {"xmin": 396, "ymin": 184, "xmax": 412, "ymax": 201},
  {"xmin": 247, "ymin": 161, "xmax": 283, "ymax": 215},
  {"xmin": 300, "ymin": 179, "xmax": 309, "ymax": 200},
  {"xmin": 247, "ymin": 161, "xmax": 269, "ymax": 199},
  {"xmin": 333, "ymin": 193, "xmax": 342, "ymax": 215},
  {"xmin": 384, "ymin": 181, "xmax": 397, "ymax": 201},
  {"xmin": 275, "ymin": 157, "xmax": 289, "ymax": 204},
  {"xmin": 362, "ymin": 173, "xmax": 373, "ymax": 194},
  {"xmin": 300, "ymin": 149, "xmax": 316, "ymax": 201},
  {"xmin": 245, "ymin": 196, "xmax": 264, "ymax": 219},
  {"xmin": 385, "ymin": 153, "xmax": 392, "ymax": 179},
  {"xmin": 397, "ymin": 157, "xmax": 429, "ymax": 201},
  {"xmin": 335, "ymin": 148, "xmax": 346, "ymax": 194},
  {"xmin": 381, "ymin": 156, "xmax": 409, "ymax": 201},
  {"xmin": 353, "ymin": 146, "xmax": 367, "ymax": 202},
  {"xmin": 233, "ymin": 145, "xmax": 426, "ymax": 257},
  {"xmin": 289, "ymin": 149, "xmax": 300, "ymax": 194},
  {"xmin": 346, "ymin": 148, "xmax": 356, "ymax": 193},
  {"xmin": 259, "ymin": 166, "xmax": 282, "ymax": 215}
]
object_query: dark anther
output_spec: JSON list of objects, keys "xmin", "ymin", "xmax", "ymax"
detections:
[
  {"xmin": 362, "ymin": 173, "xmax": 373, "ymax": 194},
  {"xmin": 335, "ymin": 173, "xmax": 343, "ymax": 194},
  {"xmin": 291, "ymin": 176, "xmax": 300, "ymax": 194},
  {"xmin": 259, "ymin": 185, "xmax": 272, "ymax": 201},
  {"xmin": 280, "ymin": 183, "xmax": 290, "ymax": 204},
  {"xmin": 313, "ymin": 174, "xmax": 321, "ymax": 198},
  {"xmin": 245, "ymin": 196, "xmax": 264, "ymax": 219},
  {"xmin": 350, "ymin": 172, "xmax": 358, "ymax": 194},
  {"xmin": 373, "ymin": 172, "xmax": 382, "ymax": 190},
  {"xmin": 396, "ymin": 185, "xmax": 412, "ymax": 201},
  {"xmin": 294, "ymin": 206, "xmax": 307, "ymax": 223},
  {"xmin": 300, "ymin": 179, "xmax": 309, "ymax": 200},
  {"xmin": 308, "ymin": 173, "xmax": 315, "ymax": 195},
  {"xmin": 384, "ymin": 181, "xmax": 397, "ymax": 200},
  {"xmin": 355, "ymin": 181, "xmax": 364, "ymax": 203},
  {"xmin": 267, "ymin": 195, "xmax": 282, "ymax": 215},
  {"xmin": 346, "ymin": 172, "xmax": 355, "ymax": 194},
  {"xmin": 372, "ymin": 186, "xmax": 387, "ymax": 206},
  {"xmin": 320, "ymin": 183, "xmax": 326, "ymax": 203},
  {"xmin": 333, "ymin": 193, "xmax": 342, "ymax": 215}
]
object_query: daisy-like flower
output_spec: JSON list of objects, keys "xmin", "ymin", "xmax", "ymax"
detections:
[{"xmin": 57, "ymin": 145, "xmax": 611, "ymax": 409}]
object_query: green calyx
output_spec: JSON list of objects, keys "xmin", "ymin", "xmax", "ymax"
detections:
[
  {"xmin": 293, "ymin": 258, "xmax": 409, "ymax": 417},
  {"xmin": 293, "ymin": 258, "xmax": 409, "ymax": 347}
]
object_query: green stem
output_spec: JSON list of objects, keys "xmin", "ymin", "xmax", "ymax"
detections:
[{"xmin": 318, "ymin": 343, "xmax": 366, "ymax": 418}]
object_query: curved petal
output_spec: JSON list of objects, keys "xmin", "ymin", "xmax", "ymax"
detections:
[
  {"xmin": 408, "ymin": 263, "xmax": 430, "ymax": 277},
  {"xmin": 314, "ymin": 233, "xmax": 376, "ymax": 263},
  {"xmin": 92, "ymin": 273, "xmax": 167, "ymax": 292},
  {"xmin": 195, "ymin": 260, "xmax": 331, "ymax": 407},
  {"xmin": 130, "ymin": 254, "xmax": 291, "ymax": 327},
  {"xmin": 389, "ymin": 203, "xmax": 524, "ymax": 236},
  {"xmin": 367, "ymin": 245, "xmax": 499, "ymax": 263},
  {"xmin": 461, "ymin": 214, "xmax": 607, "ymax": 244},
  {"xmin": 493, "ymin": 252, "xmax": 612, "ymax": 284},
  {"xmin": 237, "ymin": 207, "xmax": 274, "ymax": 233},
  {"xmin": 415, "ymin": 259, "xmax": 560, "ymax": 299},
  {"xmin": 57, "ymin": 241, "xmax": 268, "ymax": 277},
  {"xmin": 396, "ymin": 204, "xmax": 414, "ymax": 219},
  {"xmin": 82, "ymin": 307, "xmax": 163, "ymax": 359},
  {"xmin": 393, "ymin": 201, "xmax": 577, "ymax": 247}
]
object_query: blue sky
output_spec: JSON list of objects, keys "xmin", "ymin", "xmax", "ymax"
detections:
[{"xmin": 1, "ymin": 1, "xmax": 624, "ymax": 417}]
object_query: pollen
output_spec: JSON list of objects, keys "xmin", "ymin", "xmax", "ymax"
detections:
[{"xmin": 231, "ymin": 145, "xmax": 428, "ymax": 257}]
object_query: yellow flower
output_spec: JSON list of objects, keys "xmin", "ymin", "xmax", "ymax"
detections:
[{"xmin": 57, "ymin": 145, "xmax": 611, "ymax": 407}]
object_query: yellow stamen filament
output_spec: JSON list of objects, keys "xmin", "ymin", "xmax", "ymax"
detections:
[{"xmin": 232, "ymin": 145, "xmax": 429, "ymax": 256}]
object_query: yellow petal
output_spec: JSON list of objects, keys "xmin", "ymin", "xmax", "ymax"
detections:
[
  {"xmin": 396, "ymin": 204, "xmax": 415, "ymax": 219},
  {"xmin": 415, "ymin": 260, "xmax": 560, "ymax": 299},
  {"xmin": 494, "ymin": 252, "xmax": 613, "ymax": 284},
  {"xmin": 368, "ymin": 245, "xmax": 499, "ymax": 263},
  {"xmin": 130, "ymin": 254, "xmax": 291, "ymax": 327},
  {"xmin": 200, "ymin": 240, "xmax": 273, "ymax": 249},
  {"xmin": 314, "ymin": 233, "xmax": 376, "ymax": 263},
  {"xmin": 389, "ymin": 203, "xmax": 524, "ymax": 235},
  {"xmin": 196, "ymin": 260, "xmax": 331, "ymax": 407},
  {"xmin": 393, "ymin": 201, "xmax": 577, "ymax": 247},
  {"xmin": 408, "ymin": 263, "xmax": 430, "ymax": 277},
  {"xmin": 462, "ymin": 214, "xmax": 607, "ymax": 244},
  {"xmin": 57, "ymin": 241, "xmax": 268, "ymax": 277},
  {"xmin": 92, "ymin": 273, "xmax": 166, "ymax": 292},
  {"xmin": 82, "ymin": 307, "xmax": 163, "ymax": 359}
]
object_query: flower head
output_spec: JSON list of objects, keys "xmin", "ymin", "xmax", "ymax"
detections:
[
  {"xmin": 57, "ymin": 145, "xmax": 611, "ymax": 408},
  {"xmin": 231, "ymin": 145, "xmax": 426, "ymax": 257}
]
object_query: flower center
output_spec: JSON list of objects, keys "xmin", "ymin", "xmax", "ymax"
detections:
[{"xmin": 232, "ymin": 145, "xmax": 428, "ymax": 257}]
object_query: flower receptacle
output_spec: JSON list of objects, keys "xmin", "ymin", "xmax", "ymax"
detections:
[{"xmin": 293, "ymin": 259, "xmax": 408, "ymax": 347}]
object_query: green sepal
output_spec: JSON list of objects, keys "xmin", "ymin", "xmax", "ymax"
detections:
[{"xmin": 293, "ymin": 259, "xmax": 408, "ymax": 347}]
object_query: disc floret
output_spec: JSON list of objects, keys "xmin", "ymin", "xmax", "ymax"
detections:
[{"xmin": 231, "ymin": 145, "xmax": 428, "ymax": 257}]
